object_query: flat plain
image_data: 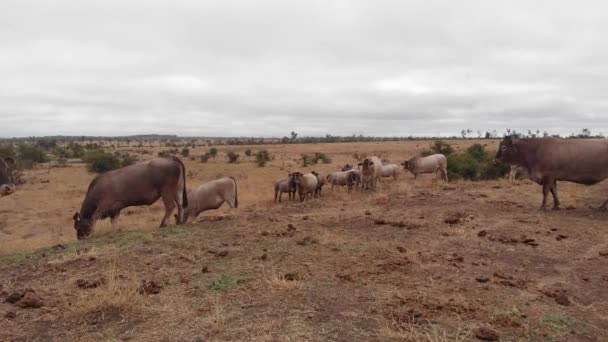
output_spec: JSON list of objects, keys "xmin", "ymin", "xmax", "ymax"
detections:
[{"xmin": 1, "ymin": 139, "xmax": 607, "ymax": 341}]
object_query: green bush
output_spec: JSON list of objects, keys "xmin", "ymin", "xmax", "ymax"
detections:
[
  {"xmin": 200, "ymin": 153, "xmax": 211, "ymax": 163},
  {"xmin": 255, "ymin": 150, "xmax": 271, "ymax": 167},
  {"xmin": 301, "ymin": 154, "xmax": 311, "ymax": 167},
  {"xmin": 466, "ymin": 144, "xmax": 486, "ymax": 162},
  {"xmin": 227, "ymin": 151, "xmax": 239, "ymax": 163},
  {"xmin": 0, "ymin": 144, "xmax": 16, "ymax": 159},
  {"xmin": 17, "ymin": 143, "xmax": 48, "ymax": 169},
  {"xmin": 447, "ymin": 153, "xmax": 479, "ymax": 180},
  {"xmin": 158, "ymin": 149, "xmax": 178, "ymax": 158},
  {"xmin": 209, "ymin": 148, "xmax": 218, "ymax": 159},
  {"xmin": 181, "ymin": 148, "xmax": 190, "ymax": 157},
  {"xmin": 430, "ymin": 140, "xmax": 454, "ymax": 156},
  {"xmin": 84, "ymin": 151, "xmax": 121, "ymax": 173},
  {"xmin": 120, "ymin": 154, "xmax": 138, "ymax": 167},
  {"xmin": 245, "ymin": 149, "xmax": 252, "ymax": 157},
  {"xmin": 312, "ymin": 152, "xmax": 332, "ymax": 164}
]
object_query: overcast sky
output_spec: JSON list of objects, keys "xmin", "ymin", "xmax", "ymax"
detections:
[{"xmin": 1, "ymin": 1, "xmax": 607, "ymax": 137}]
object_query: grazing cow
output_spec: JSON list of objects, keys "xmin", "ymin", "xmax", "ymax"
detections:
[
  {"xmin": 294, "ymin": 172, "xmax": 318, "ymax": 202},
  {"xmin": 508, "ymin": 164, "xmax": 525, "ymax": 182},
  {"xmin": 496, "ymin": 136, "xmax": 608, "ymax": 210},
  {"xmin": 183, "ymin": 177, "xmax": 238, "ymax": 223},
  {"xmin": 274, "ymin": 173, "xmax": 297, "ymax": 202},
  {"xmin": 378, "ymin": 164, "xmax": 401, "ymax": 180},
  {"xmin": 0, "ymin": 158, "xmax": 16, "ymax": 197},
  {"xmin": 327, "ymin": 171, "xmax": 357, "ymax": 191},
  {"xmin": 73, "ymin": 157, "xmax": 188, "ymax": 240},
  {"xmin": 402, "ymin": 154, "xmax": 448, "ymax": 182},
  {"xmin": 311, "ymin": 171, "xmax": 327, "ymax": 197}
]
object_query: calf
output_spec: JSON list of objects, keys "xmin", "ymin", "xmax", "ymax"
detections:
[
  {"xmin": 402, "ymin": 154, "xmax": 448, "ymax": 182},
  {"xmin": 274, "ymin": 173, "xmax": 297, "ymax": 202},
  {"xmin": 294, "ymin": 172, "xmax": 318, "ymax": 202},
  {"xmin": 183, "ymin": 177, "xmax": 237, "ymax": 223}
]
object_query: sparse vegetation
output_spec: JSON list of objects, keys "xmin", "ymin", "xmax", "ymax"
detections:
[
  {"xmin": 227, "ymin": 151, "xmax": 239, "ymax": 163},
  {"xmin": 244, "ymin": 149, "xmax": 252, "ymax": 157},
  {"xmin": 181, "ymin": 148, "xmax": 190, "ymax": 157},
  {"xmin": 206, "ymin": 275, "xmax": 246, "ymax": 293},
  {"xmin": 209, "ymin": 148, "xmax": 219, "ymax": 159},
  {"xmin": 255, "ymin": 150, "xmax": 271, "ymax": 167}
]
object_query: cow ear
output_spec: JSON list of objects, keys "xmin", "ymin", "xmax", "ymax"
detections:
[
  {"xmin": 357, "ymin": 163, "xmax": 362, "ymax": 167},
  {"xmin": 4, "ymin": 158, "xmax": 14, "ymax": 168},
  {"xmin": 73, "ymin": 212, "xmax": 80, "ymax": 222}
]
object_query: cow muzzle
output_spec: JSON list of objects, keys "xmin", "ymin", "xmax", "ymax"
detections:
[{"xmin": 0, "ymin": 184, "xmax": 16, "ymax": 196}]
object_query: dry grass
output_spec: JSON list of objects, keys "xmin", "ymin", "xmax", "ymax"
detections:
[
  {"xmin": 1, "ymin": 139, "xmax": 608, "ymax": 341},
  {"xmin": 70, "ymin": 258, "xmax": 146, "ymax": 317}
]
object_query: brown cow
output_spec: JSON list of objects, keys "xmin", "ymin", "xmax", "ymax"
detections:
[
  {"xmin": 496, "ymin": 136, "xmax": 608, "ymax": 210},
  {"xmin": 73, "ymin": 156, "xmax": 188, "ymax": 239},
  {"xmin": 0, "ymin": 157, "xmax": 16, "ymax": 197},
  {"xmin": 274, "ymin": 173, "xmax": 297, "ymax": 202}
]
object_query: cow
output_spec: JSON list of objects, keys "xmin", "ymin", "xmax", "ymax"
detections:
[
  {"xmin": 402, "ymin": 154, "xmax": 448, "ymax": 182},
  {"xmin": 341, "ymin": 164, "xmax": 362, "ymax": 188},
  {"xmin": 274, "ymin": 173, "xmax": 297, "ymax": 202},
  {"xmin": 0, "ymin": 157, "xmax": 16, "ymax": 197},
  {"xmin": 508, "ymin": 164, "xmax": 525, "ymax": 182},
  {"xmin": 357, "ymin": 156, "xmax": 383, "ymax": 190},
  {"xmin": 496, "ymin": 136, "xmax": 608, "ymax": 211},
  {"xmin": 294, "ymin": 172, "xmax": 318, "ymax": 202},
  {"xmin": 311, "ymin": 171, "xmax": 327, "ymax": 197},
  {"xmin": 378, "ymin": 164, "xmax": 401, "ymax": 180},
  {"xmin": 326, "ymin": 171, "xmax": 357, "ymax": 191},
  {"xmin": 183, "ymin": 177, "xmax": 238, "ymax": 223},
  {"xmin": 73, "ymin": 156, "xmax": 188, "ymax": 240}
]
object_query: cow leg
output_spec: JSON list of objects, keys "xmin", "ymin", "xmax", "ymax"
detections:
[
  {"xmin": 110, "ymin": 210, "xmax": 121, "ymax": 231},
  {"xmin": 274, "ymin": 190, "xmax": 278, "ymax": 203},
  {"xmin": 550, "ymin": 181, "xmax": 560, "ymax": 210},
  {"xmin": 539, "ymin": 182, "xmax": 551, "ymax": 211},
  {"xmin": 160, "ymin": 193, "xmax": 177, "ymax": 227},
  {"xmin": 443, "ymin": 168, "xmax": 449, "ymax": 182},
  {"xmin": 277, "ymin": 191, "xmax": 281, "ymax": 203}
]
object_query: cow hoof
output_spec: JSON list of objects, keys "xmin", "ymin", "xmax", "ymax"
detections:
[
  {"xmin": 538, "ymin": 207, "xmax": 548, "ymax": 212},
  {"xmin": 552, "ymin": 207, "xmax": 561, "ymax": 211}
]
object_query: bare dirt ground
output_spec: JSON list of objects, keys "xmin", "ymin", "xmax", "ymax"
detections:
[{"xmin": 1, "ymin": 140, "xmax": 608, "ymax": 341}]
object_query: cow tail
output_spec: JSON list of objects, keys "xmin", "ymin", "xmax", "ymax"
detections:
[
  {"xmin": 230, "ymin": 176, "xmax": 238, "ymax": 208},
  {"xmin": 171, "ymin": 156, "xmax": 188, "ymax": 208}
]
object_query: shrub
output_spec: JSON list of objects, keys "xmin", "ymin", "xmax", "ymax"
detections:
[
  {"xmin": 209, "ymin": 148, "xmax": 218, "ymax": 159},
  {"xmin": 312, "ymin": 152, "xmax": 332, "ymax": 164},
  {"xmin": 430, "ymin": 140, "xmax": 454, "ymax": 156},
  {"xmin": 466, "ymin": 144, "xmax": 486, "ymax": 162},
  {"xmin": 0, "ymin": 144, "xmax": 16, "ymax": 159},
  {"xmin": 120, "ymin": 154, "xmax": 138, "ymax": 167},
  {"xmin": 17, "ymin": 143, "xmax": 48, "ymax": 169},
  {"xmin": 158, "ymin": 149, "xmax": 178, "ymax": 158},
  {"xmin": 84, "ymin": 151, "xmax": 121, "ymax": 173},
  {"xmin": 181, "ymin": 148, "xmax": 190, "ymax": 157},
  {"xmin": 245, "ymin": 149, "xmax": 252, "ymax": 157},
  {"xmin": 200, "ymin": 153, "xmax": 211, "ymax": 163},
  {"xmin": 301, "ymin": 154, "xmax": 311, "ymax": 167},
  {"xmin": 227, "ymin": 151, "xmax": 239, "ymax": 163},
  {"xmin": 447, "ymin": 154, "xmax": 479, "ymax": 180},
  {"xmin": 255, "ymin": 150, "xmax": 271, "ymax": 167}
]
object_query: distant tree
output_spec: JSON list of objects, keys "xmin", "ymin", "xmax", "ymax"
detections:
[
  {"xmin": 227, "ymin": 151, "xmax": 239, "ymax": 163},
  {"xmin": 255, "ymin": 150, "xmax": 271, "ymax": 167},
  {"xmin": 181, "ymin": 148, "xmax": 190, "ymax": 157},
  {"xmin": 209, "ymin": 148, "xmax": 218, "ymax": 159}
]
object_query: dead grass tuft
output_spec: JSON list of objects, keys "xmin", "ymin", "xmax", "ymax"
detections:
[
  {"xmin": 380, "ymin": 322, "xmax": 470, "ymax": 342},
  {"xmin": 71, "ymin": 259, "xmax": 145, "ymax": 317}
]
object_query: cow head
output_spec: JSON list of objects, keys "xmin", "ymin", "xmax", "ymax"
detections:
[
  {"xmin": 341, "ymin": 164, "xmax": 352, "ymax": 172},
  {"xmin": 361, "ymin": 159, "xmax": 374, "ymax": 174},
  {"xmin": 495, "ymin": 136, "xmax": 520, "ymax": 164},
  {"xmin": 292, "ymin": 172, "xmax": 303, "ymax": 188},
  {"xmin": 401, "ymin": 160, "xmax": 410, "ymax": 171},
  {"xmin": 0, "ymin": 158, "xmax": 16, "ymax": 197},
  {"xmin": 73, "ymin": 212, "xmax": 93, "ymax": 240}
]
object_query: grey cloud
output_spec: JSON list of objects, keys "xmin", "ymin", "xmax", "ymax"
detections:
[{"xmin": 1, "ymin": 0, "xmax": 608, "ymax": 137}]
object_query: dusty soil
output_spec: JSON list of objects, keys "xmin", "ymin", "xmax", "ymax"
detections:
[{"xmin": 1, "ymin": 140, "xmax": 608, "ymax": 341}]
